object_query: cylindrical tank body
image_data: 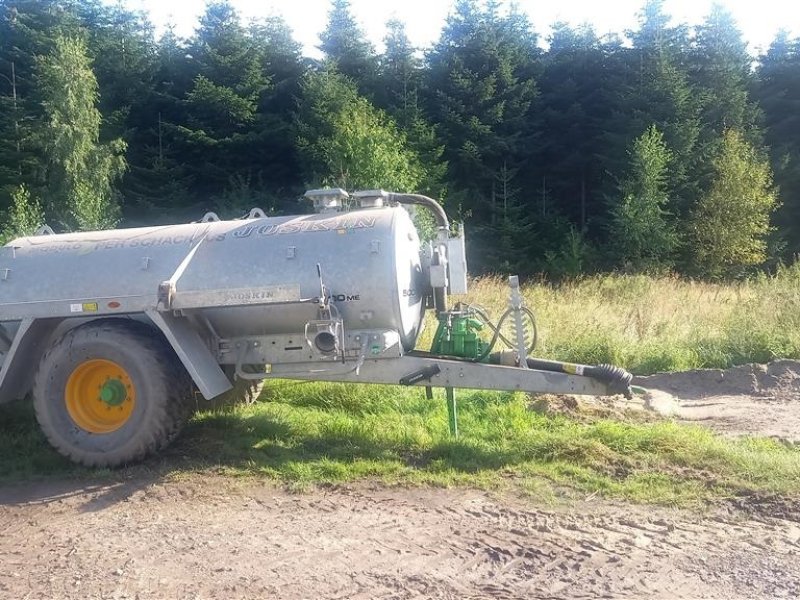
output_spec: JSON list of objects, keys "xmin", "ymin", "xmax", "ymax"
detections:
[{"xmin": 2, "ymin": 207, "xmax": 426, "ymax": 350}]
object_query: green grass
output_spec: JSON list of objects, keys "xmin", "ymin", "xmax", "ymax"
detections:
[
  {"xmin": 3, "ymin": 382, "xmax": 799, "ymax": 506},
  {"xmin": 2, "ymin": 268, "xmax": 800, "ymax": 504}
]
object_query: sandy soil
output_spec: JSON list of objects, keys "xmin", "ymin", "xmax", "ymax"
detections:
[
  {"xmin": 1, "ymin": 361, "xmax": 799, "ymax": 600},
  {"xmin": 636, "ymin": 359, "xmax": 800, "ymax": 441}
]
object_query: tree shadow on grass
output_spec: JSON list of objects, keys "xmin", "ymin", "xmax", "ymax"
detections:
[
  {"xmin": 168, "ymin": 407, "xmax": 522, "ymax": 477},
  {"xmin": 0, "ymin": 399, "xmax": 78, "ymax": 481},
  {"xmin": 0, "ymin": 396, "xmax": 537, "ymax": 510}
]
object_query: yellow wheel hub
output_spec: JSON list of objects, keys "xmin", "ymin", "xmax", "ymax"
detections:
[{"xmin": 65, "ymin": 359, "xmax": 136, "ymax": 433}]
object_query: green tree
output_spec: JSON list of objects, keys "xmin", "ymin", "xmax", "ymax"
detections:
[
  {"xmin": 755, "ymin": 31, "xmax": 800, "ymax": 257},
  {"xmin": 170, "ymin": 1, "xmax": 276, "ymax": 212},
  {"xmin": 537, "ymin": 23, "xmax": 625, "ymax": 232},
  {"xmin": 118, "ymin": 23, "xmax": 195, "ymax": 222},
  {"xmin": 186, "ymin": 1, "xmax": 267, "ymax": 138},
  {"xmin": 251, "ymin": 15, "xmax": 306, "ymax": 114},
  {"xmin": 375, "ymin": 19, "xmax": 420, "ymax": 118},
  {"xmin": 375, "ymin": 19, "xmax": 446, "ymax": 199},
  {"xmin": 0, "ymin": 0, "xmax": 81, "ymax": 215},
  {"xmin": 425, "ymin": 0, "xmax": 539, "ymax": 223},
  {"xmin": 77, "ymin": 0, "xmax": 157, "ymax": 139},
  {"xmin": 248, "ymin": 15, "xmax": 307, "ymax": 204},
  {"xmin": 609, "ymin": 125, "xmax": 678, "ymax": 271},
  {"xmin": 0, "ymin": 184, "xmax": 43, "ymax": 242},
  {"xmin": 690, "ymin": 4, "xmax": 760, "ymax": 143},
  {"xmin": 469, "ymin": 163, "xmax": 536, "ymax": 274},
  {"xmin": 295, "ymin": 69, "xmax": 422, "ymax": 192},
  {"xmin": 36, "ymin": 35, "xmax": 126, "ymax": 230},
  {"xmin": 319, "ymin": 0, "xmax": 376, "ymax": 93},
  {"xmin": 690, "ymin": 130, "xmax": 778, "ymax": 277},
  {"xmin": 623, "ymin": 0, "xmax": 700, "ymax": 219},
  {"xmin": 0, "ymin": 67, "xmax": 23, "ymax": 211}
]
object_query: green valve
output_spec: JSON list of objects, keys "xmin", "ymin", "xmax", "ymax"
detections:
[{"xmin": 99, "ymin": 379, "xmax": 128, "ymax": 407}]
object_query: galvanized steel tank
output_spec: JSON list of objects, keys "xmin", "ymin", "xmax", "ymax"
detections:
[{"xmin": 2, "ymin": 206, "xmax": 426, "ymax": 350}]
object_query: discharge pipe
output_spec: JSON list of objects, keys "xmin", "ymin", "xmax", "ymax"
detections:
[{"xmin": 387, "ymin": 193, "xmax": 450, "ymax": 231}]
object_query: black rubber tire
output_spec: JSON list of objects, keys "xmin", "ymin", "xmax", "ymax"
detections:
[
  {"xmin": 32, "ymin": 319, "xmax": 193, "ymax": 468},
  {"xmin": 205, "ymin": 366, "xmax": 264, "ymax": 410}
]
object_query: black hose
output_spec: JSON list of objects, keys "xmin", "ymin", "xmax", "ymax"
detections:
[
  {"xmin": 488, "ymin": 353, "xmax": 633, "ymax": 398},
  {"xmin": 472, "ymin": 305, "xmax": 538, "ymax": 362},
  {"xmin": 581, "ymin": 363, "xmax": 634, "ymax": 397}
]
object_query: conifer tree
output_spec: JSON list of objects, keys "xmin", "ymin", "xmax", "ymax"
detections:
[
  {"xmin": 425, "ymin": 0, "xmax": 538, "ymax": 222},
  {"xmin": 609, "ymin": 125, "xmax": 678, "ymax": 271},
  {"xmin": 376, "ymin": 19, "xmax": 446, "ymax": 199},
  {"xmin": 690, "ymin": 4, "xmax": 760, "ymax": 143},
  {"xmin": 538, "ymin": 23, "xmax": 623, "ymax": 232},
  {"xmin": 623, "ymin": 0, "xmax": 700, "ymax": 218},
  {"xmin": 0, "ymin": 0, "xmax": 81, "ymax": 214},
  {"xmin": 319, "ymin": 0, "xmax": 376, "ymax": 93},
  {"xmin": 756, "ymin": 31, "xmax": 800, "ymax": 257}
]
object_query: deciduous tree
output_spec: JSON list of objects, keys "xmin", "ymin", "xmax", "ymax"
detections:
[
  {"xmin": 36, "ymin": 35, "xmax": 126, "ymax": 230},
  {"xmin": 690, "ymin": 130, "xmax": 778, "ymax": 277}
]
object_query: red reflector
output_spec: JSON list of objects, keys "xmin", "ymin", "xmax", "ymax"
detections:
[{"xmin": 108, "ymin": 301, "xmax": 121, "ymax": 309}]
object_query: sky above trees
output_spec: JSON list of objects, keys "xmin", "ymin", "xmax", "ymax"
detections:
[{"xmin": 121, "ymin": 0, "xmax": 799, "ymax": 56}]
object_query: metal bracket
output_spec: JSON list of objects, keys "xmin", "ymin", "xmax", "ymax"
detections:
[
  {"xmin": 34, "ymin": 225, "xmax": 55, "ymax": 236},
  {"xmin": 0, "ymin": 324, "xmax": 13, "ymax": 353},
  {"xmin": 446, "ymin": 387, "xmax": 458, "ymax": 438},
  {"xmin": 0, "ymin": 318, "xmax": 62, "ymax": 404},
  {"xmin": 157, "ymin": 235, "xmax": 208, "ymax": 311},
  {"xmin": 247, "ymin": 208, "xmax": 267, "ymax": 219}
]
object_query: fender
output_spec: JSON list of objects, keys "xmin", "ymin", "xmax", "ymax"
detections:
[
  {"xmin": 0, "ymin": 318, "xmax": 62, "ymax": 404},
  {"xmin": 145, "ymin": 310, "xmax": 232, "ymax": 400}
]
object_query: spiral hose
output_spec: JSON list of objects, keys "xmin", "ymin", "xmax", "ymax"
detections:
[{"xmin": 581, "ymin": 363, "xmax": 634, "ymax": 397}]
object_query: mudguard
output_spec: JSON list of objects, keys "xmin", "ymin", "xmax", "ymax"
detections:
[
  {"xmin": 145, "ymin": 310, "xmax": 232, "ymax": 400},
  {"xmin": 0, "ymin": 318, "xmax": 62, "ymax": 404}
]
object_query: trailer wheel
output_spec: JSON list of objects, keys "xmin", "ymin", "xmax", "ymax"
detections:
[
  {"xmin": 207, "ymin": 366, "xmax": 264, "ymax": 409},
  {"xmin": 33, "ymin": 319, "xmax": 193, "ymax": 468}
]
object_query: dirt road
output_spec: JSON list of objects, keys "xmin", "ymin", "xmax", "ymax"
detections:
[
  {"xmin": 1, "ymin": 477, "xmax": 799, "ymax": 599},
  {"xmin": 1, "ymin": 361, "xmax": 799, "ymax": 599}
]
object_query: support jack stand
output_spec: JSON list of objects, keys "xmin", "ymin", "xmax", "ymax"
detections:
[{"xmin": 446, "ymin": 387, "xmax": 458, "ymax": 438}]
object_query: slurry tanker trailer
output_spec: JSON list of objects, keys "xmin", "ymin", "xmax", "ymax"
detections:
[{"xmin": 0, "ymin": 189, "xmax": 632, "ymax": 467}]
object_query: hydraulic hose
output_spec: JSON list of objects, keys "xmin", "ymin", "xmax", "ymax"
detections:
[{"xmin": 471, "ymin": 305, "xmax": 538, "ymax": 362}]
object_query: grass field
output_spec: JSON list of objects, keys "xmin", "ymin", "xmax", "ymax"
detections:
[
  {"xmin": 460, "ymin": 262, "xmax": 800, "ymax": 374},
  {"xmin": 2, "ymin": 266, "xmax": 800, "ymax": 504}
]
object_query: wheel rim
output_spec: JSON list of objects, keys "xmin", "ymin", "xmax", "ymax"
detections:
[{"xmin": 65, "ymin": 359, "xmax": 136, "ymax": 433}]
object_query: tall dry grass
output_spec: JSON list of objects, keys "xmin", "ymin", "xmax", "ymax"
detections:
[{"xmin": 429, "ymin": 263, "xmax": 800, "ymax": 375}]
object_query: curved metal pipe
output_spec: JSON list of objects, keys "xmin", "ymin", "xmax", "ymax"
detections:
[{"xmin": 387, "ymin": 193, "xmax": 450, "ymax": 231}]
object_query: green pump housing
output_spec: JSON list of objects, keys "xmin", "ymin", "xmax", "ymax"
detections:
[{"xmin": 430, "ymin": 312, "xmax": 489, "ymax": 361}]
